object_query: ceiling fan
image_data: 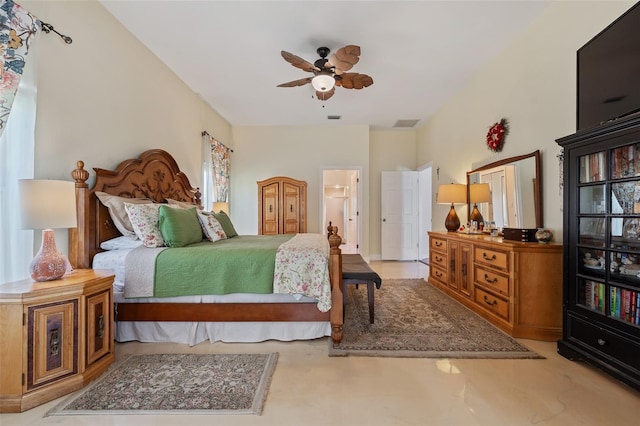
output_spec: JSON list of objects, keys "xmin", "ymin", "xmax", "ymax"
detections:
[{"xmin": 277, "ymin": 45, "xmax": 373, "ymax": 101}]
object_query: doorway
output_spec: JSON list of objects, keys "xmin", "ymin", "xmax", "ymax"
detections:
[{"xmin": 322, "ymin": 168, "xmax": 361, "ymax": 254}]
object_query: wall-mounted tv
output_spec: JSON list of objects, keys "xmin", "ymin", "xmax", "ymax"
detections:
[{"xmin": 577, "ymin": 2, "xmax": 640, "ymax": 131}]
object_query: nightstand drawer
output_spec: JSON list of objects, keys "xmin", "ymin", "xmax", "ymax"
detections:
[
  {"xmin": 474, "ymin": 246, "xmax": 508, "ymax": 270},
  {"xmin": 474, "ymin": 266, "xmax": 509, "ymax": 296},
  {"xmin": 474, "ymin": 287, "xmax": 509, "ymax": 321}
]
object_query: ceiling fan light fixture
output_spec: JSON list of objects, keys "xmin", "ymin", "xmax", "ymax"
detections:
[{"xmin": 311, "ymin": 73, "xmax": 335, "ymax": 92}]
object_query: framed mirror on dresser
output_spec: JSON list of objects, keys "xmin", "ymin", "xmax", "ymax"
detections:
[{"xmin": 467, "ymin": 150, "xmax": 542, "ymax": 229}]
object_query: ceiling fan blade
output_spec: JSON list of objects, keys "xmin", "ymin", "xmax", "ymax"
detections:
[
  {"xmin": 336, "ymin": 73, "xmax": 373, "ymax": 90},
  {"xmin": 328, "ymin": 45, "xmax": 361, "ymax": 73},
  {"xmin": 316, "ymin": 87, "xmax": 335, "ymax": 101},
  {"xmin": 277, "ymin": 77, "xmax": 313, "ymax": 88},
  {"xmin": 281, "ymin": 51, "xmax": 320, "ymax": 73}
]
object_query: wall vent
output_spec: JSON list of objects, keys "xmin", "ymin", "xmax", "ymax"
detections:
[
  {"xmin": 327, "ymin": 115, "xmax": 341, "ymax": 120},
  {"xmin": 393, "ymin": 119, "xmax": 420, "ymax": 128}
]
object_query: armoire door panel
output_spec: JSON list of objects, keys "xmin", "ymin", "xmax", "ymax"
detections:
[{"xmin": 258, "ymin": 177, "xmax": 307, "ymax": 235}]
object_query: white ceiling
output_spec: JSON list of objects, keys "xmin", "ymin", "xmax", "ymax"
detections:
[{"xmin": 100, "ymin": 1, "xmax": 550, "ymax": 129}]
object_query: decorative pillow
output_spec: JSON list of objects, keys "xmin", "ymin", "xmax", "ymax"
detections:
[
  {"xmin": 167, "ymin": 198, "xmax": 198, "ymax": 209},
  {"xmin": 158, "ymin": 206, "xmax": 203, "ymax": 248},
  {"xmin": 124, "ymin": 203, "xmax": 178, "ymax": 247},
  {"xmin": 100, "ymin": 236, "xmax": 144, "ymax": 251},
  {"xmin": 213, "ymin": 211, "xmax": 238, "ymax": 238},
  {"xmin": 197, "ymin": 211, "xmax": 227, "ymax": 242},
  {"xmin": 95, "ymin": 191, "xmax": 153, "ymax": 238}
]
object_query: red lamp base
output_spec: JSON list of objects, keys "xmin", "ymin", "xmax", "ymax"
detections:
[{"xmin": 29, "ymin": 229, "xmax": 68, "ymax": 282}]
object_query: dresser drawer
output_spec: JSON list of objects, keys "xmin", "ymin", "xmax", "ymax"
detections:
[
  {"xmin": 568, "ymin": 316, "xmax": 640, "ymax": 371},
  {"xmin": 430, "ymin": 237, "xmax": 447, "ymax": 252},
  {"xmin": 474, "ymin": 265, "xmax": 509, "ymax": 296},
  {"xmin": 431, "ymin": 251, "xmax": 448, "ymax": 269},
  {"xmin": 474, "ymin": 246, "xmax": 509, "ymax": 270},
  {"xmin": 474, "ymin": 287, "xmax": 509, "ymax": 321},
  {"xmin": 430, "ymin": 265, "xmax": 448, "ymax": 285}
]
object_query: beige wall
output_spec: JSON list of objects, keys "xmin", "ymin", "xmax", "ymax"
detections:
[
  {"xmin": 369, "ymin": 129, "xmax": 418, "ymax": 258},
  {"xmin": 418, "ymin": 0, "xmax": 635, "ymax": 241},
  {"xmin": 21, "ymin": 0, "xmax": 231, "ymax": 252},
  {"xmin": 230, "ymin": 125, "xmax": 372, "ymax": 257}
]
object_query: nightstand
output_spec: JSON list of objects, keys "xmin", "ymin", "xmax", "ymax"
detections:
[{"xmin": 0, "ymin": 269, "xmax": 115, "ymax": 412}]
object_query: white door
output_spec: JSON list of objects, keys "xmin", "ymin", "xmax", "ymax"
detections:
[
  {"xmin": 347, "ymin": 171, "xmax": 359, "ymax": 248},
  {"xmin": 381, "ymin": 171, "xmax": 419, "ymax": 260}
]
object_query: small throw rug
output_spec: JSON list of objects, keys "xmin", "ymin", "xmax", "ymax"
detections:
[
  {"xmin": 47, "ymin": 353, "xmax": 278, "ymax": 416},
  {"xmin": 330, "ymin": 279, "xmax": 542, "ymax": 359}
]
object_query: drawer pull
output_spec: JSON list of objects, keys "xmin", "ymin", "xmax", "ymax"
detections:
[
  {"xmin": 597, "ymin": 338, "xmax": 606, "ymax": 346},
  {"xmin": 482, "ymin": 252, "xmax": 497, "ymax": 261},
  {"xmin": 49, "ymin": 328, "xmax": 60, "ymax": 356},
  {"xmin": 435, "ymin": 271, "xmax": 443, "ymax": 278},
  {"xmin": 435, "ymin": 241, "xmax": 443, "ymax": 247},
  {"xmin": 435, "ymin": 256, "xmax": 442, "ymax": 262},
  {"xmin": 484, "ymin": 274, "xmax": 498, "ymax": 284},
  {"xmin": 483, "ymin": 295, "xmax": 498, "ymax": 306},
  {"xmin": 97, "ymin": 314, "xmax": 105, "ymax": 339}
]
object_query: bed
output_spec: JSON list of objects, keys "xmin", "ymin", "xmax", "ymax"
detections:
[{"xmin": 68, "ymin": 149, "xmax": 343, "ymax": 345}]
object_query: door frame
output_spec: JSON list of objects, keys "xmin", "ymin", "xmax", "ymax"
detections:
[{"xmin": 319, "ymin": 166, "xmax": 362, "ymax": 253}]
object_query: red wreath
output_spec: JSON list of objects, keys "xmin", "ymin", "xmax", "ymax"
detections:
[{"xmin": 486, "ymin": 118, "xmax": 509, "ymax": 152}]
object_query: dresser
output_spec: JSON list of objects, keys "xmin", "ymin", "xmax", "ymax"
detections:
[
  {"xmin": 0, "ymin": 269, "xmax": 115, "ymax": 412},
  {"xmin": 428, "ymin": 231, "xmax": 562, "ymax": 341},
  {"xmin": 258, "ymin": 176, "xmax": 307, "ymax": 235}
]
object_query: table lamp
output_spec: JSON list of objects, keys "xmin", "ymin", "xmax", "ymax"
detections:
[
  {"xmin": 469, "ymin": 183, "xmax": 492, "ymax": 224},
  {"xmin": 437, "ymin": 183, "xmax": 466, "ymax": 232},
  {"xmin": 19, "ymin": 179, "xmax": 77, "ymax": 281},
  {"xmin": 212, "ymin": 201, "xmax": 229, "ymax": 214}
]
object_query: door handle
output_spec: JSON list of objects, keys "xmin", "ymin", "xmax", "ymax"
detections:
[{"xmin": 382, "ymin": 218, "xmax": 386, "ymax": 222}]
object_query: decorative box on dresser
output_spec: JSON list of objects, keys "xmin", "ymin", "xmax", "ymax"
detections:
[
  {"xmin": 556, "ymin": 114, "xmax": 640, "ymax": 392},
  {"xmin": 258, "ymin": 176, "xmax": 307, "ymax": 235},
  {"xmin": 0, "ymin": 269, "xmax": 115, "ymax": 412},
  {"xmin": 428, "ymin": 231, "xmax": 562, "ymax": 341}
]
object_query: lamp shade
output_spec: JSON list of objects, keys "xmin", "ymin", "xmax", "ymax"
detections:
[
  {"xmin": 469, "ymin": 183, "xmax": 491, "ymax": 203},
  {"xmin": 212, "ymin": 201, "xmax": 229, "ymax": 214},
  {"xmin": 19, "ymin": 179, "xmax": 77, "ymax": 230},
  {"xmin": 311, "ymin": 73, "xmax": 335, "ymax": 92},
  {"xmin": 437, "ymin": 184, "xmax": 467, "ymax": 204}
]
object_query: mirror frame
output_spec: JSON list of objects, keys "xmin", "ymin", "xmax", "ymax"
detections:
[{"xmin": 466, "ymin": 150, "xmax": 542, "ymax": 228}]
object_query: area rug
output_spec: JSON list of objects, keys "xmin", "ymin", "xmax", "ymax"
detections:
[
  {"xmin": 330, "ymin": 279, "xmax": 542, "ymax": 359},
  {"xmin": 46, "ymin": 353, "xmax": 278, "ymax": 416}
]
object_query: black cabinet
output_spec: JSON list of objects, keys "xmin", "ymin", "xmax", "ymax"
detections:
[{"xmin": 557, "ymin": 113, "xmax": 640, "ymax": 391}]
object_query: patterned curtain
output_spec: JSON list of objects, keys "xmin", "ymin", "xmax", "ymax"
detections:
[
  {"xmin": 202, "ymin": 132, "xmax": 231, "ymax": 210},
  {"xmin": 0, "ymin": 0, "xmax": 40, "ymax": 137}
]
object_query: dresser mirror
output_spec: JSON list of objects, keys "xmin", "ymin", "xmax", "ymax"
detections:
[{"xmin": 466, "ymin": 150, "xmax": 542, "ymax": 229}]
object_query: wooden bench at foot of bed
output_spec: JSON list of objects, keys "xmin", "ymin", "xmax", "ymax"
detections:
[{"xmin": 68, "ymin": 149, "xmax": 344, "ymax": 344}]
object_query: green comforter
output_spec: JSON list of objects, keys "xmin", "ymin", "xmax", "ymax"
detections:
[{"xmin": 153, "ymin": 234, "xmax": 294, "ymax": 297}]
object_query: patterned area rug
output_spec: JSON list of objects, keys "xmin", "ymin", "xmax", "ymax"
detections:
[
  {"xmin": 330, "ymin": 279, "xmax": 543, "ymax": 358},
  {"xmin": 46, "ymin": 353, "xmax": 278, "ymax": 416}
]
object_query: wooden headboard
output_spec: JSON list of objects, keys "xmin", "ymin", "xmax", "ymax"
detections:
[{"xmin": 69, "ymin": 149, "xmax": 201, "ymax": 269}]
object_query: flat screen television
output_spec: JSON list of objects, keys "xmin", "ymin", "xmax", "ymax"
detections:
[{"xmin": 577, "ymin": 2, "xmax": 640, "ymax": 131}]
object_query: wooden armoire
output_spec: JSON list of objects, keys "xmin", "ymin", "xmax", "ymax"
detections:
[{"xmin": 258, "ymin": 176, "xmax": 307, "ymax": 235}]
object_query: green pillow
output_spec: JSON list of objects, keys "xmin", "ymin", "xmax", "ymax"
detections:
[
  {"xmin": 213, "ymin": 210, "xmax": 238, "ymax": 238},
  {"xmin": 158, "ymin": 206, "xmax": 203, "ymax": 247}
]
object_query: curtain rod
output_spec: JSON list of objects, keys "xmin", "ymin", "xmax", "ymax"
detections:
[
  {"xmin": 40, "ymin": 22, "xmax": 72, "ymax": 44},
  {"xmin": 202, "ymin": 131, "xmax": 233, "ymax": 152}
]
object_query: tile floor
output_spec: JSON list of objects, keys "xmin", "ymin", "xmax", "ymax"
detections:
[{"xmin": 2, "ymin": 260, "xmax": 639, "ymax": 426}]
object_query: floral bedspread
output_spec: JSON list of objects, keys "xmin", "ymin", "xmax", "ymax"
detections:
[{"xmin": 273, "ymin": 233, "xmax": 331, "ymax": 312}]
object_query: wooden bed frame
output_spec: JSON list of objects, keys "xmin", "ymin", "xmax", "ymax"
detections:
[{"xmin": 68, "ymin": 149, "xmax": 344, "ymax": 343}]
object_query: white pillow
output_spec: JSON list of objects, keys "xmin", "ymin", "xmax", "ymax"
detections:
[
  {"xmin": 100, "ymin": 236, "xmax": 144, "ymax": 251},
  {"xmin": 197, "ymin": 211, "xmax": 227, "ymax": 242},
  {"xmin": 95, "ymin": 191, "xmax": 153, "ymax": 238},
  {"xmin": 124, "ymin": 203, "xmax": 179, "ymax": 247}
]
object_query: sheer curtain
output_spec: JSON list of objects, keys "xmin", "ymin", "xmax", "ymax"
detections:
[{"xmin": 0, "ymin": 47, "xmax": 37, "ymax": 282}]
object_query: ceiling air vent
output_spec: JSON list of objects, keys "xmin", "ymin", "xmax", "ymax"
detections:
[
  {"xmin": 327, "ymin": 115, "xmax": 341, "ymax": 120},
  {"xmin": 393, "ymin": 119, "xmax": 420, "ymax": 128}
]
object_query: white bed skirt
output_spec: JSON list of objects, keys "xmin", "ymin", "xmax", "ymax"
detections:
[{"xmin": 114, "ymin": 320, "xmax": 331, "ymax": 346}]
